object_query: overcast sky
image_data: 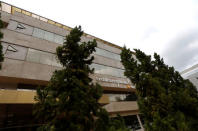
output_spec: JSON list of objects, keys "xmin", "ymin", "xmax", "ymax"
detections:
[{"xmin": 3, "ymin": 0, "xmax": 198, "ymax": 71}]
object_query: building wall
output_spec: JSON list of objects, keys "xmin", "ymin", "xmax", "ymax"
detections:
[
  {"xmin": 0, "ymin": 3, "xmax": 138, "ymax": 105},
  {"xmin": 0, "ymin": 1, "xmax": 138, "ymax": 105},
  {"xmin": 0, "ymin": 3, "xmax": 141, "ymax": 129},
  {"xmin": 181, "ymin": 65, "xmax": 198, "ymax": 89},
  {"xmin": 0, "ymin": 9, "xmax": 134, "ymax": 90}
]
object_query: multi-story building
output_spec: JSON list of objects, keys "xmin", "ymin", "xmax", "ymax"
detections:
[
  {"xmin": 0, "ymin": 2, "xmax": 143, "ymax": 130},
  {"xmin": 181, "ymin": 64, "xmax": 198, "ymax": 89}
]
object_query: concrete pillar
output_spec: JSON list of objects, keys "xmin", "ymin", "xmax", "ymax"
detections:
[{"xmin": 136, "ymin": 114, "xmax": 144, "ymax": 131}]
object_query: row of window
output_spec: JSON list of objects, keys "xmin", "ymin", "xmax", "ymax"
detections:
[
  {"xmin": 94, "ymin": 48, "xmax": 121, "ymax": 61},
  {"xmin": 3, "ymin": 42, "xmax": 125, "ymax": 78},
  {"xmin": 8, "ymin": 20, "xmax": 121, "ymax": 61},
  {"xmin": 90, "ymin": 63, "xmax": 125, "ymax": 78},
  {"xmin": 107, "ymin": 94, "xmax": 127, "ymax": 102},
  {"xmin": 32, "ymin": 28, "xmax": 64, "ymax": 44},
  {"xmin": 27, "ymin": 49, "xmax": 125, "ymax": 77},
  {"xmin": 7, "ymin": 20, "xmax": 65, "ymax": 44},
  {"xmin": 26, "ymin": 48, "xmax": 61, "ymax": 67},
  {"xmin": 26, "ymin": 49, "xmax": 125, "ymax": 78},
  {"xmin": 107, "ymin": 93, "xmax": 137, "ymax": 102}
]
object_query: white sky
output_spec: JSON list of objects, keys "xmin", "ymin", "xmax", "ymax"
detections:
[{"xmin": 2, "ymin": 0, "xmax": 198, "ymax": 71}]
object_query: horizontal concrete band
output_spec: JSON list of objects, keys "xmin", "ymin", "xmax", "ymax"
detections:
[
  {"xmin": 0, "ymin": 10, "xmax": 122, "ymax": 54},
  {"xmin": 0, "ymin": 58, "xmax": 134, "ymax": 90},
  {"xmin": 0, "ymin": 89, "xmax": 109, "ymax": 104},
  {"xmin": 104, "ymin": 101, "xmax": 139, "ymax": 116},
  {"xmin": 0, "ymin": 90, "xmax": 139, "ymax": 115}
]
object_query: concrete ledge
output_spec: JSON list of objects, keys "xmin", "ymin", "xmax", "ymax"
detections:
[
  {"xmin": 104, "ymin": 101, "xmax": 139, "ymax": 116},
  {"xmin": 0, "ymin": 90, "xmax": 109, "ymax": 105},
  {"xmin": 0, "ymin": 90, "xmax": 36, "ymax": 104}
]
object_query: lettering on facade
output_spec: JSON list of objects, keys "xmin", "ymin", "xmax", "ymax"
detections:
[{"xmin": 95, "ymin": 77, "xmax": 133, "ymax": 88}]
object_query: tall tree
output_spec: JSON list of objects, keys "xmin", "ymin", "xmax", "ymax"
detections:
[
  {"xmin": 34, "ymin": 26, "xmax": 106, "ymax": 131},
  {"xmin": 0, "ymin": 2, "xmax": 4, "ymax": 69},
  {"xmin": 34, "ymin": 26, "xmax": 129, "ymax": 131},
  {"xmin": 121, "ymin": 47, "xmax": 198, "ymax": 131}
]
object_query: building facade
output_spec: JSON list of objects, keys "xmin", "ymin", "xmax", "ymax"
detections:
[
  {"xmin": 0, "ymin": 2, "xmax": 143, "ymax": 130},
  {"xmin": 181, "ymin": 64, "xmax": 198, "ymax": 89}
]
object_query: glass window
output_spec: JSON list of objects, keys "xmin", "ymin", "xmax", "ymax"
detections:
[
  {"xmin": 94, "ymin": 48, "xmax": 121, "ymax": 61},
  {"xmin": 39, "ymin": 51, "xmax": 53, "ymax": 65},
  {"xmin": 54, "ymin": 34, "xmax": 64, "ymax": 44},
  {"xmin": 108, "ymin": 94, "xmax": 127, "ymax": 102},
  {"xmin": 44, "ymin": 31, "xmax": 54, "ymax": 42},
  {"xmin": 32, "ymin": 28, "xmax": 45, "ymax": 39},
  {"xmin": 90, "ymin": 63, "xmax": 125, "ymax": 78},
  {"xmin": 26, "ymin": 48, "xmax": 62, "ymax": 67},
  {"xmin": 26, "ymin": 48, "xmax": 40, "ymax": 63}
]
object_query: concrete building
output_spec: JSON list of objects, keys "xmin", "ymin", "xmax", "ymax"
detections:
[
  {"xmin": 181, "ymin": 63, "xmax": 198, "ymax": 89},
  {"xmin": 0, "ymin": 2, "xmax": 143, "ymax": 130}
]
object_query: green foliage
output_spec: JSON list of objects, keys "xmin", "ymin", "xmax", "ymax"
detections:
[
  {"xmin": 124, "ymin": 115, "xmax": 142, "ymax": 130},
  {"xmin": 34, "ymin": 26, "xmax": 105, "ymax": 131},
  {"xmin": 0, "ymin": 2, "xmax": 4, "ymax": 69},
  {"xmin": 95, "ymin": 113, "xmax": 129, "ymax": 131},
  {"xmin": 34, "ymin": 26, "xmax": 128, "ymax": 131},
  {"xmin": 124, "ymin": 92, "xmax": 137, "ymax": 101},
  {"xmin": 121, "ymin": 47, "xmax": 198, "ymax": 131},
  {"xmin": 107, "ymin": 116, "xmax": 129, "ymax": 131}
]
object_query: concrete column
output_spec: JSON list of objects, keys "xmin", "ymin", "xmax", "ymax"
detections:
[{"xmin": 136, "ymin": 114, "xmax": 144, "ymax": 131}]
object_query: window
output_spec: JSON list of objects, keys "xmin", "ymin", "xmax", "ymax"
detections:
[
  {"xmin": 33, "ymin": 27, "xmax": 64, "ymax": 44},
  {"xmin": 26, "ymin": 48, "xmax": 62, "ymax": 67},
  {"xmin": 39, "ymin": 51, "xmax": 54, "ymax": 65},
  {"xmin": 108, "ymin": 94, "xmax": 127, "ymax": 102},
  {"xmin": 94, "ymin": 48, "xmax": 121, "ymax": 61},
  {"xmin": 54, "ymin": 34, "xmax": 64, "ymax": 44},
  {"xmin": 90, "ymin": 63, "xmax": 125, "ymax": 78},
  {"xmin": 44, "ymin": 31, "xmax": 54, "ymax": 42},
  {"xmin": 26, "ymin": 48, "xmax": 41, "ymax": 63},
  {"xmin": 32, "ymin": 28, "xmax": 45, "ymax": 39}
]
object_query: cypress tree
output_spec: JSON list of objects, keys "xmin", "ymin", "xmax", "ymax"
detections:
[
  {"xmin": 121, "ymin": 47, "xmax": 198, "ymax": 131},
  {"xmin": 34, "ymin": 26, "xmax": 129, "ymax": 131},
  {"xmin": 34, "ymin": 26, "xmax": 107, "ymax": 131}
]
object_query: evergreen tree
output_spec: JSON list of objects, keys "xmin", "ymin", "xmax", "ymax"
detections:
[
  {"xmin": 107, "ymin": 116, "xmax": 129, "ymax": 131},
  {"xmin": 34, "ymin": 26, "xmax": 107, "ymax": 131},
  {"xmin": 124, "ymin": 92, "xmax": 137, "ymax": 101},
  {"xmin": 95, "ymin": 113, "xmax": 129, "ymax": 131},
  {"xmin": 34, "ymin": 26, "xmax": 129, "ymax": 131},
  {"xmin": 121, "ymin": 47, "xmax": 198, "ymax": 131},
  {"xmin": 0, "ymin": 2, "xmax": 4, "ymax": 69}
]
